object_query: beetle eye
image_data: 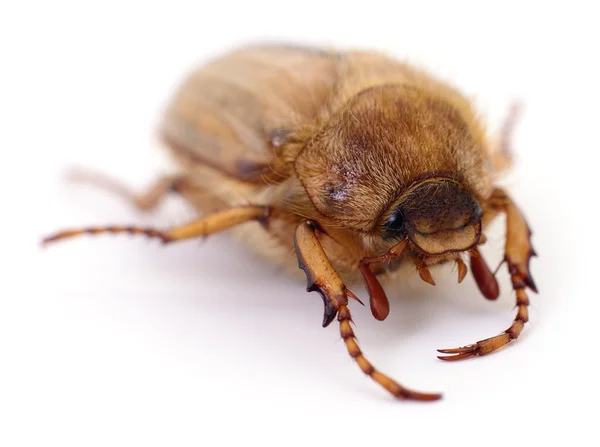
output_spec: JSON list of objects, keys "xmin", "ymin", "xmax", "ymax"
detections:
[{"xmin": 385, "ymin": 209, "xmax": 405, "ymax": 233}]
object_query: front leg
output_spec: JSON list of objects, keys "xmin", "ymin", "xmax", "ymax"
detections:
[
  {"xmin": 294, "ymin": 221, "xmax": 441, "ymax": 401},
  {"xmin": 438, "ymin": 188, "xmax": 537, "ymax": 360}
]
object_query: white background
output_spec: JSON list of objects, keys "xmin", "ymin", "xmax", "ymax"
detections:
[{"xmin": 2, "ymin": 1, "xmax": 599, "ymax": 446}]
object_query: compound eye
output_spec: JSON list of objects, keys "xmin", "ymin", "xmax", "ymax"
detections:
[{"xmin": 385, "ymin": 208, "xmax": 406, "ymax": 234}]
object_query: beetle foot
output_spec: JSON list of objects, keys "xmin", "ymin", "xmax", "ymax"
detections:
[
  {"xmin": 436, "ymin": 331, "xmax": 515, "ymax": 361},
  {"xmin": 437, "ymin": 302, "xmax": 528, "ymax": 362}
]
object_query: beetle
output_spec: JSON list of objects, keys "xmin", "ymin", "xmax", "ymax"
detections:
[{"xmin": 43, "ymin": 44, "xmax": 537, "ymax": 401}]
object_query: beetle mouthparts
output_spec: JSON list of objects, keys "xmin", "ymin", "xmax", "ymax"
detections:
[{"xmin": 409, "ymin": 220, "xmax": 482, "ymax": 256}]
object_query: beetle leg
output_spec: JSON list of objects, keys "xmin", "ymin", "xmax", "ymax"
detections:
[
  {"xmin": 438, "ymin": 188, "xmax": 536, "ymax": 361},
  {"xmin": 294, "ymin": 221, "xmax": 441, "ymax": 401},
  {"xmin": 41, "ymin": 206, "xmax": 270, "ymax": 245},
  {"xmin": 67, "ymin": 166, "xmax": 190, "ymax": 212},
  {"xmin": 491, "ymin": 102, "xmax": 522, "ymax": 174}
]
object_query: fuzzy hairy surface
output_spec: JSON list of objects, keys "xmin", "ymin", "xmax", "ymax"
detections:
[{"xmin": 160, "ymin": 44, "xmax": 498, "ymax": 280}]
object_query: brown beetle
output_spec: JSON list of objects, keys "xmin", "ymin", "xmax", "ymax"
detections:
[{"xmin": 43, "ymin": 44, "xmax": 536, "ymax": 401}]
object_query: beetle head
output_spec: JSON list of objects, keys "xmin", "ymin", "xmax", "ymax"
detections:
[
  {"xmin": 381, "ymin": 178, "xmax": 482, "ymax": 255},
  {"xmin": 295, "ymin": 83, "xmax": 489, "ymax": 255}
]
